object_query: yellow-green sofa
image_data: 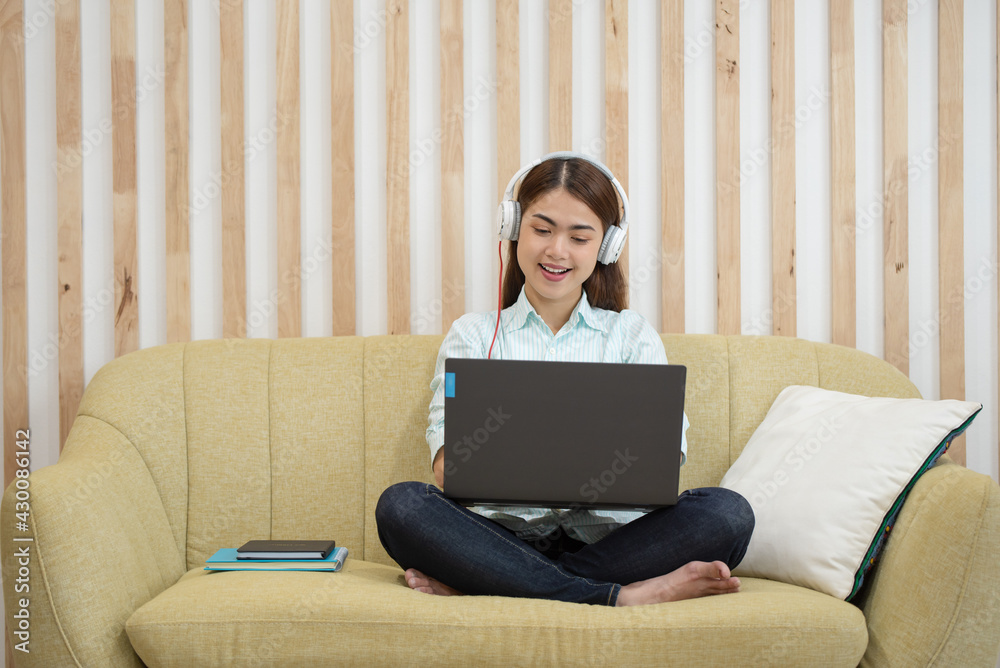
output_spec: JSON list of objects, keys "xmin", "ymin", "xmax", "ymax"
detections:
[{"xmin": 4, "ymin": 335, "xmax": 999, "ymax": 667}]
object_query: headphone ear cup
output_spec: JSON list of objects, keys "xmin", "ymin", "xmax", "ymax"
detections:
[
  {"xmin": 497, "ymin": 200, "xmax": 522, "ymax": 241},
  {"xmin": 597, "ymin": 225, "xmax": 627, "ymax": 264}
]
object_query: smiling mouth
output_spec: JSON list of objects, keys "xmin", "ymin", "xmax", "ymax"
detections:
[{"xmin": 540, "ymin": 264, "xmax": 570, "ymax": 275}]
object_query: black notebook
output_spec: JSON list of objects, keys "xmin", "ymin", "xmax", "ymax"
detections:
[{"xmin": 236, "ymin": 540, "xmax": 336, "ymax": 560}]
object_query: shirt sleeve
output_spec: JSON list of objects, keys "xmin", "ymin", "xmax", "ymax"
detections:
[
  {"xmin": 619, "ymin": 311, "xmax": 690, "ymax": 466},
  {"xmin": 426, "ymin": 313, "xmax": 490, "ymax": 465}
]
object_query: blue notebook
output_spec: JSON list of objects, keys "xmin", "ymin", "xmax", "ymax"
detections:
[{"xmin": 205, "ymin": 546, "xmax": 348, "ymax": 572}]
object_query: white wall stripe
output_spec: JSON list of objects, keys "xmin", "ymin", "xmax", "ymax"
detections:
[
  {"xmin": 245, "ymin": 3, "xmax": 278, "ymax": 340},
  {"xmin": 81, "ymin": 0, "xmax": 115, "ymax": 384},
  {"xmin": 683, "ymin": 0, "xmax": 716, "ymax": 334},
  {"xmin": 854, "ymin": 0, "xmax": 885, "ymax": 360},
  {"xmin": 301, "ymin": 0, "xmax": 333, "ymax": 338},
  {"xmin": 519, "ymin": 0, "xmax": 546, "ymax": 162},
  {"xmin": 908, "ymin": 0, "xmax": 940, "ymax": 400},
  {"xmin": 739, "ymin": 0, "xmax": 771, "ymax": 335},
  {"xmin": 794, "ymin": 1, "xmax": 832, "ymax": 345},
  {"xmin": 573, "ymin": 0, "xmax": 603, "ymax": 160}
]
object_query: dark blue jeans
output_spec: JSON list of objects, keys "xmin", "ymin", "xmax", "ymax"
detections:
[{"xmin": 375, "ymin": 482, "xmax": 754, "ymax": 606}]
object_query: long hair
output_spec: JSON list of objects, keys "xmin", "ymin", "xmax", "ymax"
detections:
[{"xmin": 500, "ymin": 157, "xmax": 628, "ymax": 311}]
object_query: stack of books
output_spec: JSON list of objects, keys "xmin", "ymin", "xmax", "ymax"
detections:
[{"xmin": 205, "ymin": 540, "xmax": 347, "ymax": 572}]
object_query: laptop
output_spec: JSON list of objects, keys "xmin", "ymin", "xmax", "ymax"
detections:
[{"xmin": 443, "ymin": 358, "xmax": 686, "ymax": 511}]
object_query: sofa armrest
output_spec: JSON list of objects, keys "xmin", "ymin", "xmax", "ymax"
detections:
[
  {"xmin": 859, "ymin": 457, "xmax": 1000, "ymax": 667},
  {"xmin": 2, "ymin": 416, "xmax": 186, "ymax": 667}
]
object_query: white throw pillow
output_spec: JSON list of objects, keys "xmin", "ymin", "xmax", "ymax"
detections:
[{"xmin": 719, "ymin": 385, "xmax": 981, "ymax": 600}]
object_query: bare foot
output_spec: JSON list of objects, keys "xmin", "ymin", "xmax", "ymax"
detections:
[
  {"xmin": 615, "ymin": 561, "xmax": 741, "ymax": 607},
  {"xmin": 404, "ymin": 568, "xmax": 464, "ymax": 596}
]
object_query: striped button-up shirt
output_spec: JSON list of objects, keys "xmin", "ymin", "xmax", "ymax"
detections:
[{"xmin": 426, "ymin": 286, "xmax": 689, "ymax": 544}]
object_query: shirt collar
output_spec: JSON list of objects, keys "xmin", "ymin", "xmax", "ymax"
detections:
[{"xmin": 502, "ymin": 286, "xmax": 608, "ymax": 334}]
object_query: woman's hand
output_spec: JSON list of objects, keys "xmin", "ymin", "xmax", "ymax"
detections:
[{"xmin": 433, "ymin": 449, "xmax": 445, "ymax": 489}]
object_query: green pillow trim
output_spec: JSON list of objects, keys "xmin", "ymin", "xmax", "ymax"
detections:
[{"xmin": 848, "ymin": 406, "xmax": 982, "ymax": 601}]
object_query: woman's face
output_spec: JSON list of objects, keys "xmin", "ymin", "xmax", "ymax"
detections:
[{"xmin": 516, "ymin": 187, "xmax": 604, "ymax": 315}]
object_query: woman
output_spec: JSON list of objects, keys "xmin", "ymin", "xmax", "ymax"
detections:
[{"xmin": 376, "ymin": 154, "xmax": 754, "ymax": 606}]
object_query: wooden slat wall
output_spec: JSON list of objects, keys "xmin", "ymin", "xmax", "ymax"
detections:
[
  {"xmin": 605, "ymin": 0, "xmax": 628, "ymax": 270},
  {"xmin": 441, "ymin": 0, "xmax": 464, "ymax": 333},
  {"xmin": 938, "ymin": 0, "xmax": 965, "ymax": 463},
  {"xmin": 277, "ymin": 0, "xmax": 301, "ymax": 338},
  {"xmin": 830, "ymin": 0, "xmax": 856, "ymax": 348},
  {"xmin": 56, "ymin": 0, "xmax": 83, "ymax": 450},
  {"xmin": 549, "ymin": 0, "xmax": 572, "ymax": 152},
  {"xmin": 771, "ymin": 2, "xmax": 795, "ymax": 337},
  {"xmin": 111, "ymin": 0, "xmax": 138, "ymax": 356},
  {"xmin": 716, "ymin": 0, "xmax": 740, "ymax": 335},
  {"xmin": 331, "ymin": 1, "xmax": 355, "ymax": 336},
  {"xmin": 661, "ymin": 0, "xmax": 684, "ymax": 333},
  {"xmin": 221, "ymin": 1, "xmax": 245, "ymax": 339},
  {"xmin": 165, "ymin": 0, "xmax": 190, "ymax": 343},
  {"xmin": 883, "ymin": 0, "xmax": 909, "ymax": 375},
  {"xmin": 386, "ymin": 0, "xmax": 409, "ymax": 335}
]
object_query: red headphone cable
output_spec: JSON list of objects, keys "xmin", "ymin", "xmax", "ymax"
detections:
[{"xmin": 487, "ymin": 240, "xmax": 503, "ymax": 359}]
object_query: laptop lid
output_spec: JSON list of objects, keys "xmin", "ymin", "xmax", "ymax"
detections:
[{"xmin": 443, "ymin": 358, "xmax": 686, "ymax": 511}]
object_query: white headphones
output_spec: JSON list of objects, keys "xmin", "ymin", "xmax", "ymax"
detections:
[{"xmin": 495, "ymin": 151, "xmax": 630, "ymax": 265}]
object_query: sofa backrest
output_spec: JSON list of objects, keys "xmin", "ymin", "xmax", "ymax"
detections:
[{"xmin": 75, "ymin": 334, "xmax": 918, "ymax": 571}]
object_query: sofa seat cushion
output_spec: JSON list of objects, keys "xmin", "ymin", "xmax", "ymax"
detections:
[{"xmin": 126, "ymin": 560, "xmax": 867, "ymax": 667}]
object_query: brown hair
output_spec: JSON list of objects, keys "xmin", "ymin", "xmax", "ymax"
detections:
[{"xmin": 500, "ymin": 157, "xmax": 628, "ymax": 311}]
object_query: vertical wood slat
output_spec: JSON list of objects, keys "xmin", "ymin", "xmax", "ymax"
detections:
[
  {"xmin": 939, "ymin": 0, "xmax": 965, "ymax": 463},
  {"xmin": 331, "ymin": 0, "xmax": 355, "ymax": 335},
  {"xmin": 495, "ymin": 1, "xmax": 517, "ymax": 322},
  {"xmin": 549, "ymin": 0, "xmax": 572, "ymax": 152},
  {"xmin": 883, "ymin": 0, "xmax": 909, "ymax": 375},
  {"xmin": 386, "ymin": 0, "xmax": 409, "ymax": 334},
  {"xmin": 496, "ymin": 0, "xmax": 519, "ymax": 210},
  {"xmin": 441, "ymin": 0, "xmax": 464, "ymax": 332},
  {"xmin": 56, "ymin": 0, "xmax": 83, "ymax": 449},
  {"xmin": 164, "ymin": 0, "xmax": 190, "ymax": 343},
  {"xmin": 277, "ymin": 0, "xmax": 301, "ymax": 338},
  {"xmin": 771, "ymin": 0, "xmax": 795, "ymax": 337},
  {"xmin": 830, "ymin": 0, "xmax": 856, "ymax": 347},
  {"xmin": 661, "ymin": 0, "xmax": 684, "ymax": 333},
  {"xmin": 997, "ymin": 0, "xmax": 999, "ymax": 479},
  {"xmin": 716, "ymin": 0, "xmax": 740, "ymax": 335},
  {"xmin": 1, "ymin": 2, "xmax": 26, "ymax": 664},
  {"xmin": 605, "ymin": 0, "xmax": 628, "ymax": 271},
  {"xmin": 220, "ymin": 2, "xmax": 245, "ymax": 338},
  {"xmin": 111, "ymin": 0, "xmax": 138, "ymax": 356}
]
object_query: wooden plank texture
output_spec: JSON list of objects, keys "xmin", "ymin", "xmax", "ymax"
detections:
[
  {"xmin": 220, "ymin": 1, "xmax": 246, "ymax": 338},
  {"xmin": 716, "ymin": 0, "xmax": 739, "ymax": 334},
  {"xmin": 606, "ymin": 0, "xmax": 629, "ymax": 271},
  {"xmin": 771, "ymin": 0, "xmax": 795, "ymax": 337},
  {"xmin": 497, "ymin": 0, "xmax": 519, "ymax": 204},
  {"xmin": 939, "ymin": 0, "xmax": 965, "ymax": 463},
  {"xmin": 56, "ymin": 0, "xmax": 83, "ymax": 449},
  {"xmin": 111, "ymin": 0, "xmax": 138, "ymax": 356},
  {"xmin": 386, "ymin": 0, "xmax": 409, "ymax": 334},
  {"xmin": 883, "ymin": 0, "xmax": 908, "ymax": 374},
  {"xmin": 331, "ymin": 0, "xmax": 355, "ymax": 335},
  {"xmin": 549, "ymin": 0, "xmax": 572, "ymax": 152},
  {"xmin": 441, "ymin": 0, "xmax": 464, "ymax": 332},
  {"xmin": 165, "ymin": 0, "xmax": 190, "ymax": 343},
  {"xmin": 830, "ymin": 0, "xmax": 856, "ymax": 347},
  {"xmin": 661, "ymin": 0, "xmax": 684, "ymax": 332},
  {"xmin": 277, "ymin": 0, "xmax": 301, "ymax": 338}
]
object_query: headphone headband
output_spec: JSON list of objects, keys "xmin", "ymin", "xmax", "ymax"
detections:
[{"xmin": 496, "ymin": 151, "xmax": 630, "ymax": 264}]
